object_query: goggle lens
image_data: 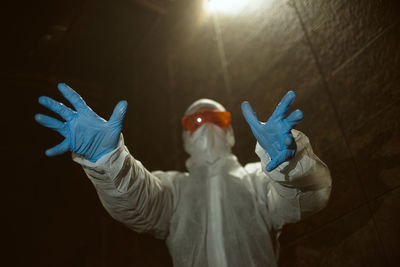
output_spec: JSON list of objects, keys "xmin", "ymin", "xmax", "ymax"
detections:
[{"xmin": 182, "ymin": 110, "xmax": 231, "ymax": 134}]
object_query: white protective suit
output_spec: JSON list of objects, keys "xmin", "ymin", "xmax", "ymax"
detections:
[{"xmin": 72, "ymin": 99, "xmax": 332, "ymax": 267}]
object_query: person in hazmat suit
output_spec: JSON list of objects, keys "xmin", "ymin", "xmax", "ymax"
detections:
[{"xmin": 35, "ymin": 83, "xmax": 332, "ymax": 267}]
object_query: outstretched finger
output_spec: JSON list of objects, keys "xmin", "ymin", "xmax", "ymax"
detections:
[
  {"xmin": 57, "ymin": 83, "xmax": 88, "ymax": 112},
  {"xmin": 38, "ymin": 96, "xmax": 75, "ymax": 121},
  {"xmin": 271, "ymin": 91, "xmax": 296, "ymax": 120},
  {"xmin": 241, "ymin": 101, "xmax": 262, "ymax": 131},
  {"xmin": 45, "ymin": 139, "xmax": 70, "ymax": 157},
  {"xmin": 109, "ymin": 100, "xmax": 128, "ymax": 124},
  {"xmin": 35, "ymin": 114, "xmax": 67, "ymax": 137},
  {"xmin": 285, "ymin": 109, "xmax": 303, "ymax": 128}
]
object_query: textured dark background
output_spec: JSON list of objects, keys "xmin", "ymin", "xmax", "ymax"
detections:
[{"xmin": 2, "ymin": 0, "xmax": 400, "ymax": 266}]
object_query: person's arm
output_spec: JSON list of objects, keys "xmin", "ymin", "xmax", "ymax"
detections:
[
  {"xmin": 254, "ymin": 129, "xmax": 331, "ymax": 230},
  {"xmin": 241, "ymin": 91, "xmax": 331, "ymax": 230},
  {"xmin": 34, "ymin": 83, "xmax": 175, "ymax": 239},
  {"xmin": 72, "ymin": 135, "xmax": 175, "ymax": 239}
]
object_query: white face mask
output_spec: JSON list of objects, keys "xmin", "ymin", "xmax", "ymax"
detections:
[{"xmin": 183, "ymin": 123, "xmax": 234, "ymax": 165}]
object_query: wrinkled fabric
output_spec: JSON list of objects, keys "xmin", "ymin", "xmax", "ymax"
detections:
[{"xmin": 73, "ymin": 128, "xmax": 331, "ymax": 267}]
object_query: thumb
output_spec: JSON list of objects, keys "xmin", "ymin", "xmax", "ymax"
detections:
[{"xmin": 109, "ymin": 100, "xmax": 128, "ymax": 123}]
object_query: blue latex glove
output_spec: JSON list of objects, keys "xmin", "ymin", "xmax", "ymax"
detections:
[
  {"xmin": 241, "ymin": 91, "xmax": 303, "ymax": 172},
  {"xmin": 35, "ymin": 83, "xmax": 128, "ymax": 162}
]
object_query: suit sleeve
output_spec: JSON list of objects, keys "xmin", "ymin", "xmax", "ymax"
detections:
[
  {"xmin": 251, "ymin": 129, "xmax": 332, "ymax": 231},
  {"xmin": 72, "ymin": 135, "xmax": 175, "ymax": 239}
]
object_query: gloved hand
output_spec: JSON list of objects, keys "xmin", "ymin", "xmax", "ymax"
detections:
[
  {"xmin": 241, "ymin": 91, "xmax": 303, "ymax": 172},
  {"xmin": 35, "ymin": 83, "xmax": 128, "ymax": 162}
]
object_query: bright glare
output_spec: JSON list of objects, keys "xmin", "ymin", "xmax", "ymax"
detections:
[{"xmin": 204, "ymin": 0, "xmax": 259, "ymax": 14}]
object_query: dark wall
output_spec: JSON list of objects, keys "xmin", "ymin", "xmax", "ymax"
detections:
[
  {"xmin": 3, "ymin": 1, "xmax": 172, "ymax": 266},
  {"xmin": 3, "ymin": 0, "xmax": 400, "ymax": 266},
  {"xmin": 164, "ymin": 1, "xmax": 400, "ymax": 265}
]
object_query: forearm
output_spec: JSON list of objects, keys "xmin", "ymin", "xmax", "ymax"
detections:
[
  {"xmin": 257, "ymin": 130, "xmax": 332, "ymax": 218},
  {"xmin": 72, "ymin": 135, "xmax": 173, "ymax": 238}
]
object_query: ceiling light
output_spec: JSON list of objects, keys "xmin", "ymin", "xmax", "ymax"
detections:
[{"xmin": 204, "ymin": 0, "xmax": 257, "ymax": 14}]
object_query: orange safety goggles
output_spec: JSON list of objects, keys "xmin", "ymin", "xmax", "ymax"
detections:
[{"xmin": 182, "ymin": 110, "xmax": 231, "ymax": 134}]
